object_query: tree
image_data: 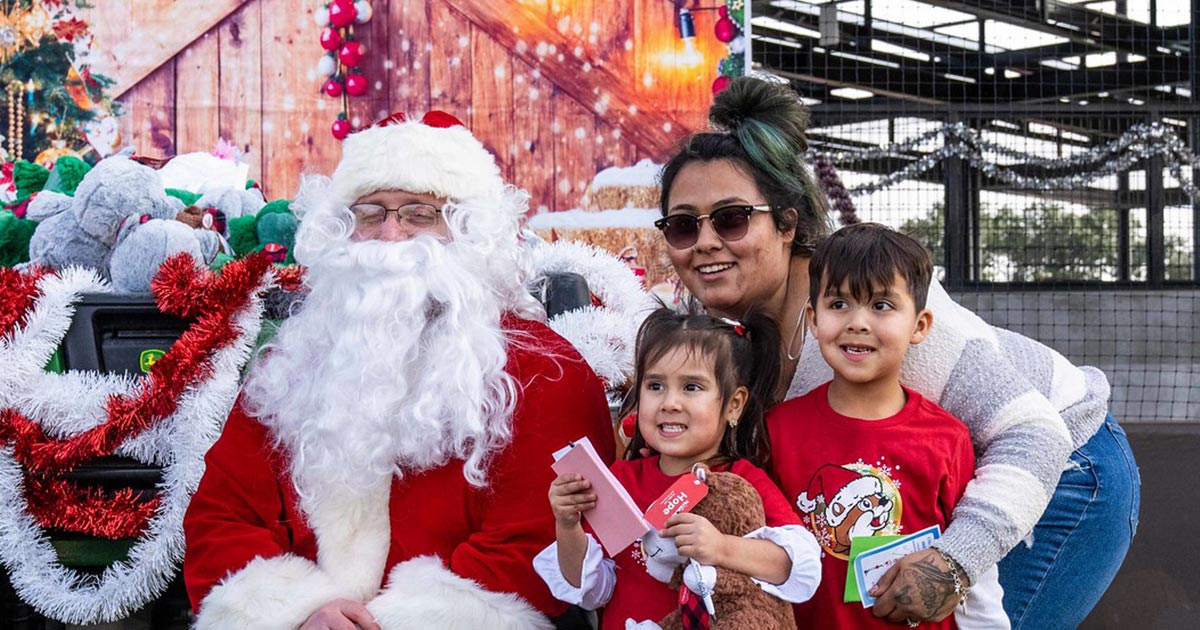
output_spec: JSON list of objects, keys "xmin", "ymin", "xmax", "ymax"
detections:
[
  {"xmin": 0, "ymin": 1, "xmax": 117, "ymax": 165},
  {"xmin": 900, "ymin": 202, "xmax": 1192, "ymax": 282}
]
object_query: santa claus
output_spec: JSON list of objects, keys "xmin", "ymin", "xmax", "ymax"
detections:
[{"xmin": 182, "ymin": 112, "xmax": 615, "ymax": 629}]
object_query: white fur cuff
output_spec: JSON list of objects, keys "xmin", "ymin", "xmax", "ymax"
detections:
[
  {"xmin": 366, "ymin": 556, "xmax": 553, "ymax": 630},
  {"xmin": 194, "ymin": 554, "xmax": 355, "ymax": 630}
]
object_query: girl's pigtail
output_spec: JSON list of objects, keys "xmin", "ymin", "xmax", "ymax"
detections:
[{"xmin": 732, "ymin": 310, "xmax": 783, "ymax": 467}]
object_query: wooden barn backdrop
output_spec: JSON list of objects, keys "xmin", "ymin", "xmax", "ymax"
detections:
[{"xmin": 82, "ymin": 0, "xmax": 730, "ymax": 209}]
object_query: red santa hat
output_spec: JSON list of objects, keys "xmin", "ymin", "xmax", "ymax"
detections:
[
  {"xmin": 796, "ymin": 464, "xmax": 884, "ymax": 528},
  {"xmin": 330, "ymin": 111, "xmax": 505, "ymax": 207}
]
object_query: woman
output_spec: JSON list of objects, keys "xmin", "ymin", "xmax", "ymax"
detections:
[{"xmin": 655, "ymin": 76, "xmax": 1140, "ymax": 629}]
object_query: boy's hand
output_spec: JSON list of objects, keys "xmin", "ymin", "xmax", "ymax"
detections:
[
  {"xmin": 662, "ymin": 513, "xmax": 727, "ymax": 566},
  {"xmin": 548, "ymin": 473, "xmax": 595, "ymax": 529}
]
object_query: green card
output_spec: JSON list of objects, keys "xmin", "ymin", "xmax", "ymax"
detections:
[{"xmin": 844, "ymin": 535, "xmax": 902, "ymax": 602}]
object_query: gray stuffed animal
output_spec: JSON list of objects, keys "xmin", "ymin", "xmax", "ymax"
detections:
[
  {"xmin": 109, "ymin": 218, "xmax": 204, "ymax": 293},
  {"xmin": 26, "ymin": 192, "xmax": 110, "ymax": 273},
  {"xmin": 24, "ymin": 155, "xmax": 225, "ymax": 291},
  {"xmin": 71, "ymin": 156, "xmax": 183, "ymax": 246}
]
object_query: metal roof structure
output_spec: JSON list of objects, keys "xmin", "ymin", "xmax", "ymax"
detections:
[
  {"xmin": 751, "ymin": 0, "xmax": 1196, "ymax": 138},
  {"xmin": 753, "ymin": 0, "xmax": 1193, "ymax": 105}
]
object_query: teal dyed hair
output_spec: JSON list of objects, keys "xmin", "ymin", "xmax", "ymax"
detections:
[{"xmin": 660, "ymin": 76, "xmax": 830, "ymax": 256}]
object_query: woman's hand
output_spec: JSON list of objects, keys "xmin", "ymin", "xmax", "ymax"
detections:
[
  {"xmin": 868, "ymin": 548, "xmax": 967, "ymax": 624},
  {"xmin": 662, "ymin": 513, "xmax": 728, "ymax": 566},
  {"xmin": 548, "ymin": 473, "xmax": 595, "ymax": 529},
  {"xmin": 299, "ymin": 598, "xmax": 380, "ymax": 630}
]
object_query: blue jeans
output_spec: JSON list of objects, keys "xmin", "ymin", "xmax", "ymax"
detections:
[{"xmin": 997, "ymin": 414, "xmax": 1141, "ymax": 630}]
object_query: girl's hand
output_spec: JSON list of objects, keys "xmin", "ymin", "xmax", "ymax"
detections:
[
  {"xmin": 662, "ymin": 513, "xmax": 728, "ymax": 566},
  {"xmin": 548, "ymin": 473, "xmax": 595, "ymax": 529},
  {"xmin": 299, "ymin": 599, "xmax": 380, "ymax": 630}
]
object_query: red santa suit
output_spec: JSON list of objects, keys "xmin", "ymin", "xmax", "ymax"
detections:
[{"xmin": 183, "ymin": 315, "xmax": 615, "ymax": 629}]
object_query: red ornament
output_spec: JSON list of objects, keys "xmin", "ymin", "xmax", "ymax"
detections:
[
  {"xmin": 345, "ymin": 73, "xmax": 368, "ymax": 96},
  {"xmin": 328, "ymin": 0, "xmax": 357, "ymax": 27},
  {"xmin": 719, "ymin": 5, "xmax": 729, "ymax": 18},
  {"xmin": 712, "ymin": 75, "xmax": 731, "ymax": 94},
  {"xmin": 319, "ymin": 26, "xmax": 341, "ymax": 51},
  {"xmin": 714, "ymin": 16, "xmax": 737, "ymax": 43},
  {"xmin": 331, "ymin": 118, "xmax": 352, "ymax": 139},
  {"xmin": 323, "ymin": 77, "xmax": 344, "ymax": 97},
  {"xmin": 338, "ymin": 40, "xmax": 363, "ymax": 68}
]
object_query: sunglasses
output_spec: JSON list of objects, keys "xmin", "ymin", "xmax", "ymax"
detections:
[{"xmin": 654, "ymin": 204, "xmax": 773, "ymax": 249}]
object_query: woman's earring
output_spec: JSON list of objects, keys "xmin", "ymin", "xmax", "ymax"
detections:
[{"xmin": 728, "ymin": 417, "xmax": 739, "ymax": 428}]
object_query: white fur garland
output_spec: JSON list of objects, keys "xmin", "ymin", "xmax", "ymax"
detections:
[
  {"xmin": 526, "ymin": 240, "xmax": 656, "ymax": 387},
  {"xmin": 0, "ymin": 266, "xmax": 269, "ymax": 624}
]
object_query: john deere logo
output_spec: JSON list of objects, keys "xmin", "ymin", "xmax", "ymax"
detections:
[{"xmin": 139, "ymin": 349, "xmax": 166, "ymax": 373}]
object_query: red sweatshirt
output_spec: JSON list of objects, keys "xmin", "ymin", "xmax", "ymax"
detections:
[{"xmin": 766, "ymin": 382, "xmax": 975, "ymax": 630}]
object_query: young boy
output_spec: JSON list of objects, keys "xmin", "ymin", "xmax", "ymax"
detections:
[{"xmin": 766, "ymin": 223, "xmax": 1008, "ymax": 629}]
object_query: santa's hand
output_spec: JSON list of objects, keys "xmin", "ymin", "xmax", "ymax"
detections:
[
  {"xmin": 868, "ymin": 548, "xmax": 964, "ymax": 624},
  {"xmin": 299, "ymin": 598, "xmax": 380, "ymax": 630},
  {"xmin": 549, "ymin": 473, "xmax": 595, "ymax": 529},
  {"xmin": 662, "ymin": 513, "xmax": 727, "ymax": 566}
]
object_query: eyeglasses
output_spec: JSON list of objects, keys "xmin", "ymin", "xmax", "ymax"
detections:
[
  {"xmin": 654, "ymin": 204, "xmax": 772, "ymax": 249},
  {"xmin": 349, "ymin": 202, "xmax": 443, "ymax": 231}
]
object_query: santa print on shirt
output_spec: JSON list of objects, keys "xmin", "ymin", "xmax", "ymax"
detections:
[
  {"xmin": 766, "ymin": 382, "xmax": 975, "ymax": 630},
  {"xmin": 598, "ymin": 456, "xmax": 800, "ymax": 630}
]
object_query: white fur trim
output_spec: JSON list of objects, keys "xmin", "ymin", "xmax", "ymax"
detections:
[
  {"xmin": 0, "ymin": 265, "xmax": 270, "ymax": 624},
  {"xmin": 194, "ymin": 554, "xmax": 354, "ymax": 630},
  {"xmin": 332, "ymin": 119, "xmax": 503, "ymax": 206},
  {"xmin": 366, "ymin": 556, "xmax": 553, "ymax": 630},
  {"xmin": 526, "ymin": 239, "xmax": 656, "ymax": 387},
  {"xmin": 302, "ymin": 480, "xmax": 393, "ymax": 600}
]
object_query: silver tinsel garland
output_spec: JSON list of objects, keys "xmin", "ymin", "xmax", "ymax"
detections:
[{"xmin": 808, "ymin": 122, "xmax": 1200, "ymax": 199}]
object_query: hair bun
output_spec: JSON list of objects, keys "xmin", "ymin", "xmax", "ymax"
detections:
[{"xmin": 709, "ymin": 76, "xmax": 811, "ymax": 152}]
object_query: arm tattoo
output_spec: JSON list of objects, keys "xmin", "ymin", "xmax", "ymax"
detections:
[
  {"xmin": 895, "ymin": 584, "xmax": 913, "ymax": 606},
  {"xmin": 907, "ymin": 558, "xmax": 957, "ymax": 615}
]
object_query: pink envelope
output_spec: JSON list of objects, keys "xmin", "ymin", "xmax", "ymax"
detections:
[{"xmin": 552, "ymin": 437, "xmax": 651, "ymax": 555}]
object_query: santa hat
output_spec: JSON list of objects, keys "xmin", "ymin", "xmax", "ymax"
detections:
[
  {"xmin": 330, "ymin": 111, "xmax": 504, "ymax": 207},
  {"xmin": 796, "ymin": 464, "xmax": 883, "ymax": 528}
]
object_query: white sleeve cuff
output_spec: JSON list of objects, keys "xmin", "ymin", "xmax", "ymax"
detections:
[
  {"xmin": 532, "ymin": 533, "xmax": 616, "ymax": 610},
  {"xmin": 745, "ymin": 524, "xmax": 823, "ymax": 603}
]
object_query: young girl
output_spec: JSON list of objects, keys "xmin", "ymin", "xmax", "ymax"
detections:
[{"xmin": 533, "ymin": 308, "xmax": 822, "ymax": 629}]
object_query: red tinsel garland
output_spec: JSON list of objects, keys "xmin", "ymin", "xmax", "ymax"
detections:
[
  {"xmin": 0, "ymin": 255, "xmax": 270, "ymax": 472},
  {"xmin": 24, "ymin": 474, "xmax": 160, "ymax": 539},
  {"xmin": 0, "ymin": 254, "xmax": 272, "ymax": 538},
  {"xmin": 0, "ymin": 266, "xmax": 49, "ymax": 337}
]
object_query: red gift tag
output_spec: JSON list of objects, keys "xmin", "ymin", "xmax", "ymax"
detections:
[{"xmin": 643, "ymin": 472, "xmax": 708, "ymax": 530}]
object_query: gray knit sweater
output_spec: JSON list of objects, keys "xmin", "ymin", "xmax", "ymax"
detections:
[{"xmin": 787, "ymin": 279, "xmax": 1111, "ymax": 582}]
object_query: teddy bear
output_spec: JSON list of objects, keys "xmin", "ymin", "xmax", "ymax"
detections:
[
  {"xmin": 25, "ymin": 155, "xmax": 187, "ymax": 276},
  {"xmin": 637, "ymin": 470, "xmax": 797, "ymax": 630}
]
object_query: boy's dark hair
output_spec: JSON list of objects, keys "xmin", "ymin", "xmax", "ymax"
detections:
[
  {"xmin": 808, "ymin": 223, "xmax": 933, "ymax": 311},
  {"xmin": 623, "ymin": 307, "xmax": 782, "ymax": 467}
]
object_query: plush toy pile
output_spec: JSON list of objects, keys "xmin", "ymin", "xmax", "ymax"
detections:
[{"xmin": 0, "ymin": 151, "xmax": 299, "ymax": 289}]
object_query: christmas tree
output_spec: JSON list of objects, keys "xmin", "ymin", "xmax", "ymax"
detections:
[{"xmin": 0, "ymin": 0, "xmax": 119, "ymax": 170}]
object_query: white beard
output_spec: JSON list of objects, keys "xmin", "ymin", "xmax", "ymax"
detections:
[{"xmin": 242, "ymin": 234, "xmax": 520, "ymax": 500}]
